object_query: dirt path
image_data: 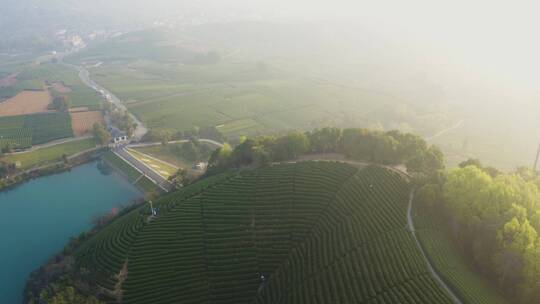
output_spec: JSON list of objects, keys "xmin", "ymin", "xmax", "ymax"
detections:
[
  {"xmin": 407, "ymin": 190, "xmax": 463, "ymax": 304},
  {"xmin": 426, "ymin": 120, "xmax": 465, "ymax": 141}
]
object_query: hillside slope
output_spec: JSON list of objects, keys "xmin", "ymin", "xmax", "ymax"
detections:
[{"xmin": 75, "ymin": 162, "xmax": 455, "ymax": 303}]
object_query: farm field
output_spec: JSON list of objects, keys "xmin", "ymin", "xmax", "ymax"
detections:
[
  {"xmin": 413, "ymin": 206, "xmax": 508, "ymax": 304},
  {"xmin": 0, "ymin": 112, "xmax": 73, "ymax": 148},
  {"xmin": 0, "ymin": 90, "xmax": 51, "ymax": 116},
  {"xmin": 0, "ymin": 62, "xmax": 102, "ymax": 110},
  {"xmin": 68, "ymin": 29, "xmax": 454, "ymax": 142},
  {"xmin": 70, "ymin": 110, "xmax": 104, "ymax": 136},
  {"xmin": 72, "ymin": 162, "xmax": 482, "ymax": 303},
  {"xmin": 1, "ymin": 137, "xmax": 97, "ymax": 169}
]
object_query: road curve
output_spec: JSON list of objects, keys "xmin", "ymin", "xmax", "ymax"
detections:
[
  {"xmin": 128, "ymin": 139, "xmax": 224, "ymax": 148},
  {"xmin": 407, "ymin": 190, "xmax": 463, "ymax": 304}
]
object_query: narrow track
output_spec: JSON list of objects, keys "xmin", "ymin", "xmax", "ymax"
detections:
[{"xmin": 407, "ymin": 190, "xmax": 463, "ymax": 304}]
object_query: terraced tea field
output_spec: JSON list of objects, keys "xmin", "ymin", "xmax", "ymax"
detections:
[{"xmin": 75, "ymin": 162, "xmax": 467, "ymax": 303}]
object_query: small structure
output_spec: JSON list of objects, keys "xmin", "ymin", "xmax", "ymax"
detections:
[
  {"xmin": 194, "ymin": 162, "xmax": 208, "ymax": 170},
  {"xmin": 110, "ymin": 127, "xmax": 128, "ymax": 144}
]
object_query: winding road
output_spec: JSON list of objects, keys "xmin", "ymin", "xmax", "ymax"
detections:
[{"xmin": 407, "ymin": 190, "xmax": 463, "ymax": 304}]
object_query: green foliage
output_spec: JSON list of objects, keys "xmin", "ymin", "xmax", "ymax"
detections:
[
  {"xmin": 0, "ymin": 112, "xmax": 73, "ymax": 148},
  {"xmin": 92, "ymin": 123, "xmax": 110, "ymax": 146},
  {"xmin": 209, "ymin": 128, "xmax": 442, "ymax": 179},
  {"xmin": 40, "ymin": 286, "xmax": 103, "ymax": 304},
  {"xmin": 413, "ymin": 205, "xmax": 508, "ymax": 304},
  {"xmin": 72, "ymin": 162, "xmax": 457, "ymax": 303},
  {"xmin": 442, "ymin": 166, "xmax": 540, "ymax": 302},
  {"xmin": 110, "ymin": 110, "xmax": 136, "ymax": 137},
  {"xmin": 51, "ymin": 95, "xmax": 71, "ymax": 112}
]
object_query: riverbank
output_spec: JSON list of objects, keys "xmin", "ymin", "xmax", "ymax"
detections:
[
  {"xmin": 0, "ymin": 146, "xmax": 106, "ymax": 193},
  {"xmin": 0, "ymin": 161, "xmax": 144, "ymax": 303}
]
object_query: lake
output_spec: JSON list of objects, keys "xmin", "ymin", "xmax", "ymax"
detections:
[{"xmin": 0, "ymin": 161, "xmax": 142, "ymax": 303}]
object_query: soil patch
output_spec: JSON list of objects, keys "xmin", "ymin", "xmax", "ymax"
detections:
[
  {"xmin": 0, "ymin": 90, "xmax": 52, "ymax": 116},
  {"xmin": 70, "ymin": 111, "xmax": 104, "ymax": 136},
  {"xmin": 51, "ymin": 82, "xmax": 71, "ymax": 93}
]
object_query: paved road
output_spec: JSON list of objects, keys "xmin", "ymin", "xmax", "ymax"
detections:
[
  {"xmin": 61, "ymin": 61, "xmax": 148, "ymax": 141},
  {"xmin": 114, "ymin": 147, "xmax": 173, "ymax": 192},
  {"xmin": 128, "ymin": 138, "xmax": 224, "ymax": 148},
  {"xmin": 407, "ymin": 190, "xmax": 463, "ymax": 304}
]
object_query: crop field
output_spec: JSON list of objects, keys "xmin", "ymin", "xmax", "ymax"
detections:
[
  {"xmin": 74, "ymin": 162, "xmax": 469, "ymax": 303},
  {"xmin": 0, "ymin": 90, "xmax": 51, "ymax": 116},
  {"xmin": 0, "ymin": 62, "xmax": 102, "ymax": 110},
  {"xmin": 0, "ymin": 112, "xmax": 73, "ymax": 148},
  {"xmin": 97, "ymin": 66, "xmax": 379, "ymax": 137},
  {"xmin": 413, "ymin": 206, "xmax": 508, "ymax": 304},
  {"xmin": 23, "ymin": 63, "xmax": 102, "ymax": 110},
  {"xmin": 1, "ymin": 137, "xmax": 97, "ymax": 169},
  {"xmin": 70, "ymin": 110, "xmax": 104, "ymax": 136}
]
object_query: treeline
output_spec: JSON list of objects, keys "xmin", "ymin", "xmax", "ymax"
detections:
[
  {"xmin": 207, "ymin": 127, "xmax": 444, "ymax": 176},
  {"xmin": 418, "ymin": 159, "xmax": 540, "ymax": 303}
]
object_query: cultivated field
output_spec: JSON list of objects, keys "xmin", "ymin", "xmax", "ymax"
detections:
[
  {"xmin": 75, "ymin": 163, "xmax": 466, "ymax": 303},
  {"xmin": 0, "ymin": 90, "xmax": 51, "ymax": 116},
  {"xmin": 70, "ymin": 110, "xmax": 104, "ymax": 136},
  {"xmin": 0, "ymin": 112, "xmax": 73, "ymax": 148},
  {"xmin": 68, "ymin": 29, "xmax": 453, "ymax": 142},
  {"xmin": 50, "ymin": 81, "xmax": 71, "ymax": 93},
  {"xmin": 1, "ymin": 137, "xmax": 97, "ymax": 169}
]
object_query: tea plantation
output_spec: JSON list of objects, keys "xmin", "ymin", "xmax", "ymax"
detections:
[{"xmin": 75, "ymin": 162, "xmax": 457, "ymax": 303}]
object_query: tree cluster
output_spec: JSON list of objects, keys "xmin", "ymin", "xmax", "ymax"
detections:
[
  {"xmin": 110, "ymin": 110, "xmax": 136, "ymax": 137},
  {"xmin": 51, "ymin": 95, "xmax": 71, "ymax": 112},
  {"xmin": 207, "ymin": 128, "xmax": 443, "ymax": 177},
  {"xmin": 426, "ymin": 163, "xmax": 540, "ymax": 302},
  {"xmin": 92, "ymin": 123, "xmax": 111, "ymax": 146}
]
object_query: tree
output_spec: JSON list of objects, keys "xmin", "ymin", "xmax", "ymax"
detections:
[
  {"xmin": 459, "ymin": 158, "xmax": 483, "ymax": 168},
  {"xmin": 92, "ymin": 123, "xmax": 111, "ymax": 146},
  {"xmin": 145, "ymin": 129, "xmax": 173, "ymax": 145},
  {"xmin": 308, "ymin": 127, "xmax": 341, "ymax": 154},
  {"xmin": 272, "ymin": 132, "xmax": 309, "ymax": 161},
  {"xmin": 169, "ymin": 168, "xmax": 190, "ymax": 188},
  {"xmin": 51, "ymin": 95, "xmax": 71, "ymax": 112}
]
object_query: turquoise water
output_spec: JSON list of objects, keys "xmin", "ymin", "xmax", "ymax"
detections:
[{"xmin": 0, "ymin": 161, "xmax": 142, "ymax": 303}]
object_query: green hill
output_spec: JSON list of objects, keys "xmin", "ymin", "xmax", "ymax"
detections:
[{"xmin": 65, "ymin": 161, "xmax": 463, "ymax": 303}]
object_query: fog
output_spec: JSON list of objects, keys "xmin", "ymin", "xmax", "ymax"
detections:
[{"xmin": 2, "ymin": 0, "xmax": 540, "ymax": 168}]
